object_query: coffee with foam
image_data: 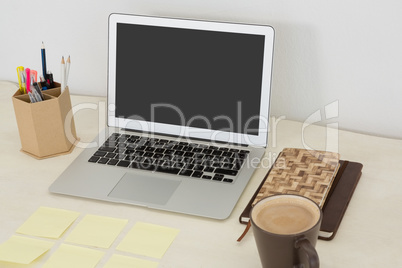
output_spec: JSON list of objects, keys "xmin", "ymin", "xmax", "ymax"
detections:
[{"xmin": 251, "ymin": 195, "xmax": 321, "ymax": 235}]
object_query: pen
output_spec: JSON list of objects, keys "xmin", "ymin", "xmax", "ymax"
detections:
[
  {"xmin": 32, "ymin": 87, "xmax": 42, "ymax": 102},
  {"xmin": 28, "ymin": 91, "xmax": 36, "ymax": 103},
  {"xmin": 26, "ymin": 68, "xmax": 31, "ymax": 93},
  {"xmin": 61, "ymin": 56, "xmax": 66, "ymax": 92},
  {"xmin": 33, "ymin": 82, "xmax": 43, "ymax": 100},
  {"xmin": 41, "ymin": 42, "xmax": 47, "ymax": 80}
]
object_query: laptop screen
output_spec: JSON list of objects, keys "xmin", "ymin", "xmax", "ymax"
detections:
[{"xmin": 108, "ymin": 14, "xmax": 274, "ymax": 147}]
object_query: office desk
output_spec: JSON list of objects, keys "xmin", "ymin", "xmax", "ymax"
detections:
[{"xmin": 1, "ymin": 80, "xmax": 401, "ymax": 267}]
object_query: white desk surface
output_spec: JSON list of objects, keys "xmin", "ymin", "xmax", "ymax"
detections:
[{"xmin": 1, "ymin": 80, "xmax": 402, "ymax": 267}]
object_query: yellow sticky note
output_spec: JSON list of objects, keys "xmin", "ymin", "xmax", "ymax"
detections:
[
  {"xmin": 16, "ymin": 206, "xmax": 80, "ymax": 239},
  {"xmin": 65, "ymin": 214, "xmax": 128, "ymax": 248},
  {"xmin": 117, "ymin": 222, "xmax": 179, "ymax": 259},
  {"xmin": 104, "ymin": 254, "xmax": 159, "ymax": 268},
  {"xmin": 0, "ymin": 235, "xmax": 54, "ymax": 264},
  {"xmin": 42, "ymin": 244, "xmax": 104, "ymax": 268}
]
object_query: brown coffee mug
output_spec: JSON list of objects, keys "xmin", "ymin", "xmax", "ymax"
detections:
[{"xmin": 250, "ymin": 194, "xmax": 322, "ymax": 268}]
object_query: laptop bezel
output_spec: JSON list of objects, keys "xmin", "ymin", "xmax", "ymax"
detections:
[{"xmin": 107, "ymin": 13, "xmax": 274, "ymax": 147}]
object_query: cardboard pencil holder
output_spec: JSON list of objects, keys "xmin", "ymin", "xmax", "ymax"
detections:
[{"xmin": 12, "ymin": 82, "xmax": 78, "ymax": 159}]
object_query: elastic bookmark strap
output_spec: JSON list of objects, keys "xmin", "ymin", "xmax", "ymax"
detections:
[
  {"xmin": 321, "ymin": 160, "xmax": 349, "ymax": 211},
  {"xmin": 237, "ymin": 221, "xmax": 251, "ymax": 242}
]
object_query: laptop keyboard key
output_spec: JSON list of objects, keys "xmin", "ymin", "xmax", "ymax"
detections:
[
  {"xmin": 124, "ymin": 155, "xmax": 134, "ymax": 161},
  {"xmin": 222, "ymin": 163, "xmax": 234, "ymax": 169},
  {"xmin": 212, "ymin": 150, "xmax": 222, "ymax": 156},
  {"xmin": 213, "ymin": 174, "xmax": 224, "ymax": 181},
  {"xmin": 192, "ymin": 171, "xmax": 203, "ymax": 178},
  {"xmin": 155, "ymin": 166, "xmax": 181, "ymax": 175},
  {"xmin": 179, "ymin": 169, "xmax": 193, "ymax": 176},
  {"xmin": 221, "ymin": 151, "xmax": 233, "ymax": 157},
  {"xmin": 214, "ymin": 168, "xmax": 238, "ymax": 176},
  {"xmin": 98, "ymin": 158, "xmax": 109, "ymax": 164},
  {"xmin": 94, "ymin": 151, "xmax": 107, "ymax": 157},
  {"xmin": 154, "ymin": 148, "xmax": 165, "ymax": 153},
  {"xmin": 117, "ymin": 160, "xmax": 130, "ymax": 167},
  {"xmin": 88, "ymin": 156, "xmax": 100, "ymax": 163},
  {"xmin": 203, "ymin": 149, "xmax": 213, "ymax": 154},
  {"xmin": 124, "ymin": 149, "xmax": 135, "ymax": 155},
  {"xmin": 99, "ymin": 147, "xmax": 115, "ymax": 153},
  {"xmin": 105, "ymin": 152, "xmax": 116, "ymax": 158},
  {"xmin": 192, "ymin": 147, "xmax": 203, "ymax": 153},
  {"xmin": 193, "ymin": 165, "xmax": 204, "ymax": 171},
  {"xmin": 143, "ymin": 152, "xmax": 154, "ymax": 158},
  {"xmin": 203, "ymin": 167, "xmax": 214, "ymax": 173},
  {"xmin": 107, "ymin": 159, "xmax": 119, "ymax": 165},
  {"xmin": 115, "ymin": 154, "xmax": 126, "ymax": 160}
]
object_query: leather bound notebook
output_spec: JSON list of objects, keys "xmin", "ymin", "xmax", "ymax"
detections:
[{"xmin": 239, "ymin": 148, "xmax": 363, "ymax": 241}]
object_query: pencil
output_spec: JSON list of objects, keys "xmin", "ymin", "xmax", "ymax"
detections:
[
  {"xmin": 65, "ymin": 56, "xmax": 70, "ymax": 89},
  {"xmin": 61, "ymin": 56, "xmax": 66, "ymax": 92}
]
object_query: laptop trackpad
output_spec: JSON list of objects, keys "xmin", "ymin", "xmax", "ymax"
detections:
[{"xmin": 108, "ymin": 172, "xmax": 181, "ymax": 205}]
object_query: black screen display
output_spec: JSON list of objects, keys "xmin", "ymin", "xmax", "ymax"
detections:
[{"xmin": 115, "ymin": 23, "xmax": 265, "ymax": 135}]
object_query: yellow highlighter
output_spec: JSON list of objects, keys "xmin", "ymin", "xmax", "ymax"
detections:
[{"xmin": 16, "ymin": 66, "xmax": 26, "ymax": 94}]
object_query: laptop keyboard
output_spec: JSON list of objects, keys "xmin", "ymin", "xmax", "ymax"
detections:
[{"xmin": 88, "ymin": 133, "xmax": 250, "ymax": 183}]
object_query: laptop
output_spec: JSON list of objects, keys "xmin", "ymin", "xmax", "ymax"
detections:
[{"xmin": 49, "ymin": 13, "xmax": 275, "ymax": 220}]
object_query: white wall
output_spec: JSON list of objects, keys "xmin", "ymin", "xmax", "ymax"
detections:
[{"xmin": 1, "ymin": 0, "xmax": 401, "ymax": 139}]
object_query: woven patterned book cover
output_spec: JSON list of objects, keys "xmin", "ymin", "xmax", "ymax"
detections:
[{"xmin": 252, "ymin": 148, "xmax": 340, "ymax": 207}]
